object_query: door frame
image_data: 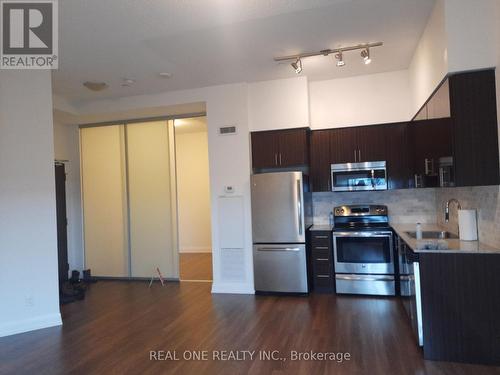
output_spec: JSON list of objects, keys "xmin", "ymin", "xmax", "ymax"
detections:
[{"xmin": 79, "ymin": 113, "xmax": 206, "ymax": 280}]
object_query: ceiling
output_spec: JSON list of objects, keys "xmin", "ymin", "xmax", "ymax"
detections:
[{"xmin": 53, "ymin": 0, "xmax": 436, "ymax": 104}]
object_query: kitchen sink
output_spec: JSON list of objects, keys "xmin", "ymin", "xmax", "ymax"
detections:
[{"xmin": 404, "ymin": 230, "xmax": 459, "ymax": 239}]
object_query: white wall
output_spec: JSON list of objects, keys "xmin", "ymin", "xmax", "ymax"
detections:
[
  {"xmin": 445, "ymin": 0, "xmax": 497, "ymax": 74},
  {"xmin": 76, "ymin": 83, "xmax": 254, "ymax": 294},
  {"xmin": 53, "ymin": 121, "xmax": 84, "ymax": 273},
  {"xmin": 248, "ymin": 77, "xmax": 309, "ymax": 131},
  {"xmin": 408, "ymin": 0, "xmax": 448, "ymax": 114},
  {"xmin": 309, "ymin": 70, "xmax": 412, "ymax": 128},
  {"xmin": 0, "ymin": 71, "xmax": 61, "ymax": 337},
  {"xmin": 176, "ymin": 129, "xmax": 212, "ymax": 253}
]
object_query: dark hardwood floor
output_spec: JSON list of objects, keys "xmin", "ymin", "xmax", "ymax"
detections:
[{"xmin": 1, "ymin": 281, "xmax": 499, "ymax": 375}]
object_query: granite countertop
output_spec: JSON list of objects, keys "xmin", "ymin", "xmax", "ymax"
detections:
[
  {"xmin": 309, "ymin": 224, "xmax": 334, "ymax": 231},
  {"xmin": 391, "ymin": 223, "xmax": 500, "ymax": 254}
]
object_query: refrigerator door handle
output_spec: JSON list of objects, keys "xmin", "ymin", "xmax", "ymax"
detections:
[
  {"xmin": 257, "ymin": 247, "xmax": 301, "ymax": 252},
  {"xmin": 296, "ymin": 179, "xmax": 303, "ymax": 235}
]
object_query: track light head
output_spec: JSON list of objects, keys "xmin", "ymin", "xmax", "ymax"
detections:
[
  {"xmin": 335, "ymin": 52, "xmax": 345, "ymax": 67},
  {"xmin": 361, "ymin": 48, "xmax": 371, "ymax": 64},
  {"xmin": 291, "ymin": 58, "xmax": 302, "ymax": 74}
]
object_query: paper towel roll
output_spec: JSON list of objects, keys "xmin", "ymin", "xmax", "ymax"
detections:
[{"xmin": 458, "ymin": 209, "xmax": 478, "ymax": 241}]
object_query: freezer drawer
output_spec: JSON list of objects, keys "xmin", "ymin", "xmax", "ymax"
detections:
[
  {"xmin": 335, "ymin": 274, "xmax": 395, "ymax": 296},
  {"xmin": 253, "ymin": 244, "xmax": 308, "ymax": 293}
]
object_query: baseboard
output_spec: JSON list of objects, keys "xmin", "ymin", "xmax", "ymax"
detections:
[
  {"xmin": 179, "ymin": 247, "xmax": 212, "ymax": 253},
  {"xmin": 211, "ymin": 282, "xmax": 255, "ymax": 295},
  {"xmin": 0, "ymin": 312, "xmax": 62, "ymax": 338}
]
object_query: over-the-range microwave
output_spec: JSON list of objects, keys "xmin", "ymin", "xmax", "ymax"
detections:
[{"xmin": 331, "ymin": 161, "xmax": 388, "ymax": 192}]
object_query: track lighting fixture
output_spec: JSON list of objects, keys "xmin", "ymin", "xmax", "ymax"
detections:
[
  {"xmin": 291, "ymin": 58, "xmax": 302, "ymax": 74},
  {"xmin": 335, "ymin": 51, "xmax": 345, "ymax": 67},
  {"xmin": 361, "ymin": 47, "xmax": 371, "ymax": 64},
  {"xmin": 275, "ymin": 42, "xmax": 382, "ymax": 73}
]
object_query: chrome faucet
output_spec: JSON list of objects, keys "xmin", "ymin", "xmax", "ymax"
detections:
[{"xmin": 445, "ymin": 198, "xmax": 461, "ymax": 222}]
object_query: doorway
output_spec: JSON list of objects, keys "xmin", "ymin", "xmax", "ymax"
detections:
[
  {"xmin": 173, "ymin": 116, "xmax": 213, "ymax": 282},
  {"xmin": 55, "ymin": 162, "xmax": 69, "ymax": 284}
]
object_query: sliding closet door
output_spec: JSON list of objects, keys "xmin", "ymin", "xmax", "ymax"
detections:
[
  {"xmin": 126, "ymin": 121, "xmax": 176, "ymax": 278},
  {"xmin": 80, "ymin": 125, "xmax": 129, "ymax": 277}
]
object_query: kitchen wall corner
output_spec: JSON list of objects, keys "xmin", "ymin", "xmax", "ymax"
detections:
[{"xmin": 436, "ymin": 186, "xmax": 500, "ymax": 248}]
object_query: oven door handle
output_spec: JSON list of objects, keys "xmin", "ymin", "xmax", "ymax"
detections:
[
  {"xmin": 333, "ymin": 232, "xmax": 392, "ymax": 237},
  {"xmin": 335, "ymin": 274, "xmax": 394, "ymax": 282}
]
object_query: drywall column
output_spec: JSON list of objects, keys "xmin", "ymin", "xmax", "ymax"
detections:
[{"xmin": 0, "ymin": 70, "xmax": 61, "ymax": 337}]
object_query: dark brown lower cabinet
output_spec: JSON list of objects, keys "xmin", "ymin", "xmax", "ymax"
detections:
[
  {"xmin": 308, "ymin": 230, "xmax": 334, "ymax": 293},
  {"xmin": 419, "ymin": 253, "xmax": 500, "ymax": 365}
]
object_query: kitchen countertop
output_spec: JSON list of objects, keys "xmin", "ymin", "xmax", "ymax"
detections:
[
  {"xmin": 308, "ymin": 224, "xmax": 334, "ymax": 231},
  {"xmin": 391, "ymin": 223, "xmax": 500, "ymax": 254}
]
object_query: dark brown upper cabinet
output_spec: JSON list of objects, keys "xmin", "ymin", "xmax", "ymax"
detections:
[
  {"xmin": 310, "ymin": 130, "xmax": 332, "ymax": 192},
  {"xmin": 384, "ymin": 122, "xmax": 410, "ymax": 190},
  {"xmin": 310, "ymin": 123, "xmax": 409, "ymax": 192},
  {"xmin": 449, "ymin": 70, "xmax": 499, "ymax": 186},
  {"xmin": 409, "ymin": 69, "xmax": 499, "ymax": 188},
  {"xmin": 356, "ymin": 125, "xmax": 389, "ymax": 162},
  {"xmin": 330, "ymin": 126, "xmax": 387, "ymax": 164},
  {"xmin": 251, "ymin": 128, "xmax": 309, "ymax": 170},
  {"xmin": 408, "ymin": 118, "xmax": 453, "ymax": 188},
  {"xmin": 329, "ymin": 127, "xmax": 359, "ymax": 164}
]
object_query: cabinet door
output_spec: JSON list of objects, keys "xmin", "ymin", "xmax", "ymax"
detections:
[
  {"xmin": 329, "ymin": 127, "xmax": 358, "ymax": 164},
  {"xmin": 409, "ymin": 118, "xmax": 452, "ymax": 187},
  {"xmin": 384, "ymin": 123, "xmax": 409, "ymax": 189},
  {"xmin": 251, "ymin": 131, "xmax": 279, "ymax": 169},
  {"xmin": 450, "ymin": 70, "xmax": 500, "ymax": 186},
  {"xmin": 310, "ymin": 130, "xmax": 331, "ymax": 192},
  {"xmin": 356, "ymin": 126, "xmax": 388, "ymax": 162},
  {"xmin": 277, "ymin": 128, "xmax": 309, "ymax": 167}
]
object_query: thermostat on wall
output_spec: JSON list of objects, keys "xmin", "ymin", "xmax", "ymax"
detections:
[{"xmin": 224, "ymin": 186, "xmax": 235, "ymax": 194}]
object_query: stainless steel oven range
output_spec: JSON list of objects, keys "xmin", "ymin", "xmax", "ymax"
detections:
[{"xmin": 332, "ymin": 205, "xmax": 395, "ymax": 296}]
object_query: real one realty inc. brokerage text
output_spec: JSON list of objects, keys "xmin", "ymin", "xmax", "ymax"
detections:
[{"xmin": 150, "ymin": 350, "xmax": 352, "ymax": 363}]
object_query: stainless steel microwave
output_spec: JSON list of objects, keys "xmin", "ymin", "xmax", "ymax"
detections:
[{"xmin": 331, "ymin": 161, "xmax": 388, "ymax": 192}]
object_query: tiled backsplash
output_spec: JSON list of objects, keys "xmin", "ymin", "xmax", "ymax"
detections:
[
  {"xmin": 312, "ymin": 186, "xmax": 500, "ymax": 249},
  {"xmin": 436, "ymin": 186, "xmax": 500, "ymax": 248},
  {"xmin": 312, "ymin": 188, "xmax": 438, "ymax": 225}
]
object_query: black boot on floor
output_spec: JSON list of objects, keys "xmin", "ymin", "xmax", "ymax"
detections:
[
  {"xmin": 83, "ymin": 269, "xmax": 97, "ymax": 284},
  {"xmin": 70, "ymin": 270, "xmax": 80, "ymax": 284}
]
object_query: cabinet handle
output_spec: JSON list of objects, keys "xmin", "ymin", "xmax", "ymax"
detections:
[
  {"xmin": 316, "ymin": 258, "xmax": 329, "ymax": 261},
  {"xmin": 274, "ymin": 153, "xmax": 278, "ymax": 165},
  {"xmin": 316, "ymin": 275, "xmax": 331, "ymax": 278},
  {"xmin": 314, "ymin": 246, "xmax": 329, "ymax": 250},
  {"xmin": 354, "ymin": 149, "xmax": 357, "ymax": 162},
  {"xmin": 314, "ymin": 235, "xmax": 329, "ymax": 239},
  {"xmin": 279, "ymin": 153, "xmax": 282, "ymax": 165},
  {"xmin": 358, "ymin": 149, "xmax": 361, "ymax": 162}
]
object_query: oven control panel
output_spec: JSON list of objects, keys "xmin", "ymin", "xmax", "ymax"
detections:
[{"xmin": 334, "ymin": 205, "xmax": 388, "ymax": 217}]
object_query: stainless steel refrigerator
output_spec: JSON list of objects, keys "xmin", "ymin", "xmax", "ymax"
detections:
[{"xmin": 251, "ymin": 171, "xmax": 312, "ymax": 293}]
